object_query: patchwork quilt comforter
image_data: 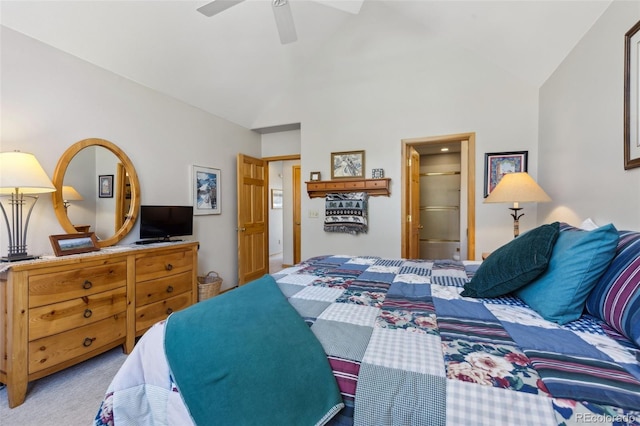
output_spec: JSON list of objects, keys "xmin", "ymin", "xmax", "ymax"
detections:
[{"xmin": 95, "ymin": 255, "xmax": 640, "ymax": 426}]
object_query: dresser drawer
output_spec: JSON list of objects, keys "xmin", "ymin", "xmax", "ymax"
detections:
[
  {"xmin": 365, "ymin": 179, "xmax": 388, "ymax": 189},
  {"xmin": 325, "ymin": 182, "xmax": 346, "ymax": 190},
  {"xmin": 307, "ymin": 182, "xmax": 324, "ymax": 191},
  {"xmin": 28, "ymin": 314, "xmax": 126, "ymax": 374},
  {"xmin": 344, "ymin": 181, "xmax": 365, "ymax": 189},
  {"xmin": 135, "ymin": 271, "xmax": 192, "ymax": 307},
  {"xmin": 135, "ymin": 292, "xmax": 192, "ymax": 334},
  {"xmin": 28, "ymin": 261, "xmax": 127, "ymax": 308},
  {"xmin": 29, "ymin": 287, "xmax": 127, "ymax": 341},
  {"xmin": 136, "ymin": 249, "xmax": 193, "ymax": 282}
]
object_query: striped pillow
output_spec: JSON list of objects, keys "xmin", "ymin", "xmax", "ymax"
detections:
[{"xmin": 585, "ymin": 230, "xmax": 640, "ymax": 347}]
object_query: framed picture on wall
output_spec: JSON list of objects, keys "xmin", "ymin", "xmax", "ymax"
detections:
[
  {"xmin": 624, "ymin": 20, "xmax": 640, "ymax": 169},
  {"xmin": 271, "ymin": 189, "xmax": 283, "ymax": 209},
  {"xmin": 331, "ymin": 150, "xmax": 365, "ymax": 179},
  {"xmin": 192, "ymin": 165, "xmax": 221, "ymax": 215},
  {"xmin": 484, "ymin": 151, "xmax": 528, "ymax": 197},
  {"xmin": 98, "ymin": 175, "xmax": 113, "ymax": 198}
]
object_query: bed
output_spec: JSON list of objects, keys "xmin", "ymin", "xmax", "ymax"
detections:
[{"xmin": 95, "ymin": 222, "xmax": 640, "ymax": 425}]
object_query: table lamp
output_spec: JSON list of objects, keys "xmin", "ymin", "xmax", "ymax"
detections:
[
  {"xmin": 0, "ymin": 151, "xmax": 56, "ymax": 261},
  {"xmin": 62, "ymin": 185, "xmax": 84, "ymax": 213},
  {"xmin": 484, "ymin": 172, "xmax": 551, "ymax": 238}
]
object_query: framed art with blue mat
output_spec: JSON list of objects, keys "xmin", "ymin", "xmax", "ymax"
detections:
[{"xmin": 484, "ymin": 151, "xmax": 527, "ymax": 197}]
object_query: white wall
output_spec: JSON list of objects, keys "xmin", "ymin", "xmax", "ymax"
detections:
[
  {"xmin": 254, "ymin": 2, "xmax": 540, "ymax": 258},
  {"xmin": 0, "ymin": 27, "xmax": 261, "ymax": 289},
  {"xmin": 538, "ymin": 1, "xmax": 640, "ymax": 231},
  {"xmin": 12, "ymin": 0, "xmax": 627, "ymax": 271},
  {"xmin": 261, "ymin": 129, "xmax": 301, "ymax": 157}
]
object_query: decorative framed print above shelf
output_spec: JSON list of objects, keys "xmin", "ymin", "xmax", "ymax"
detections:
[{"xmin": 331, "ymin": 150, "xmax": 365, "ymax": 179}]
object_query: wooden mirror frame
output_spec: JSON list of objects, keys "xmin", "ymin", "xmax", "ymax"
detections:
[{"xmin": 52, "ymin": 138, "xmax": 141, "ymax": 247}]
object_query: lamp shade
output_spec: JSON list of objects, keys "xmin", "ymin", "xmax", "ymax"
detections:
[
  {"xmin": 62, "ymin": 185, "xmax": 84, "ymax": 201},
  {"xmin": 484, "ymin": 172, "xmax": 551, "ymax": 205},
  {"xmin": 0, "ymin": 151, "xmax": 56, "ymax": 194}
]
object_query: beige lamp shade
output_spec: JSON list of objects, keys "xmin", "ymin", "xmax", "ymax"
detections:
[
  {"xmin": 0, "ymin": 151, "xmax": 56, "ymax": 194},
  {"xmin": 484, "ymin": 172, "xmax": 551, "ymax": 207},
  {"xmin": 62, "ymin": 185, "xmax": 84, "ymax": 201}
]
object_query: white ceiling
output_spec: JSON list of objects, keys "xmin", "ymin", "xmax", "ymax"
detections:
[{"xmin": 0, "ymin": 0, "xmax": 613, "ymax": 129}]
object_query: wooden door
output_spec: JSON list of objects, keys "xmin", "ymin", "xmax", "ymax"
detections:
[
  {"xmin": 237, "ymin": 154, "xmax": 268, "ymax": 286},
  {"xmin": 115, "ymin": 163, "xmax": 131, "ymax": 232},
  {"xmin": 293, "ymin": 165, "xmax": 301, "ymax": 264},
  {"xmin": 408, "ymin": 146, "xmax": 421, "ymax": 259}
]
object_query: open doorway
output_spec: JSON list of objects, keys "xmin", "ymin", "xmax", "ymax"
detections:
[
  {"xmin": 401, "ymin": 133, "xmax": 476, "ymax": 260},
  {"xmin": 265, "ymin": 156, "xmax": 301, "ymax": 273}
]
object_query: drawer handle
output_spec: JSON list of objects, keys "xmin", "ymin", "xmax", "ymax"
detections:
[
  {"xmin": 166, "ymin": 263, "xmax": 174, "ymax": 271},
  {"xmin": 83, "ymin": 309, "xmax": 93, "ymax": 318},
  {"xmin": 166, "ymin": 308, "xmax": 174, "ymax": 315},
  {"xmin": 82, "ymin": 337, "xmax": 95, "ymax": 347},
  {"xmin": 83, "ymin": 280, "xmax": 92, "ymax": 290},
  {"xmin": 166, "ymin": 285, "xmax": 174, "ymax": 293}
]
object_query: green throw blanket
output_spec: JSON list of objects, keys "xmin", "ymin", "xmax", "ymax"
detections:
[{"xmin": 164, "ymin": 274, "xmax": 344, "ymax": 426}]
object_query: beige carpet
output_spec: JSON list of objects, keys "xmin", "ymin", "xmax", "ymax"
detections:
[
  {"xmin": 0, "ymin": 346, "xmax": 127, "ymax": 426},
  {"xmin": 270, "ymin": 252, "xmax": 284, "ymax": 274}
]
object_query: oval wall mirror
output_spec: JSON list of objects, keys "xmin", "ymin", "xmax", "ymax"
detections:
[{"xmin": 52, "ymin": 138, "xmax": 141, "ymax": 247}]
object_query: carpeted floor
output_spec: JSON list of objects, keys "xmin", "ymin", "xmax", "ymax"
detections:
[
  {"xmin": 270, "ymin": 252, "xmax": 284, "ymax": 274},
  {"xmin": 0, "ymin": 346, "xmax": 128, "ymax": 426}
]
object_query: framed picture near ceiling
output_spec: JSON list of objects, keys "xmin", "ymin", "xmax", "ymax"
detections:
[
  {"xmin": 331, "ymin": 150, "xmax": 365, "ymax": 179},
  {"xmin": 624, "ymin": 19, "xmax": 640, "ymax": 169},
  {"xmin": 192, "ymin": 165, "xmax": 221, "ymax": 215},
  {"xmin": 484, "ymin": 151, "xmax": 528, "ymax": 197}
]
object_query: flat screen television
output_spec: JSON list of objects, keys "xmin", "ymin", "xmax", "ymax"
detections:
[{"xmin": 138, "ymin": 205, "xmax": 193, "ymax": 243}]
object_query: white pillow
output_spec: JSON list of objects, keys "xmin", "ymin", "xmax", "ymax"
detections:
[{"xmin": 580, "ymin": 218, "xmax": 600, "ymax": 231}]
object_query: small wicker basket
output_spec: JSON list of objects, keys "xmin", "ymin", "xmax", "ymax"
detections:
[{"xmin": 197, "ymin": 271, "xmax": 222, "ymax": 301}]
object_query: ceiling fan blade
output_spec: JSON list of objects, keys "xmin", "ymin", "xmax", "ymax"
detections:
[
  {"xmin": 272, "ymin": 0, "xmax": 297, "ymax": 44},
  {"xmin": 197, "ymin": 0, "xmax": 245, "ymax": 17}
]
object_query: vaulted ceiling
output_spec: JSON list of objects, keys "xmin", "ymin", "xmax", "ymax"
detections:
[{"xmin": 1, "ymin": 0, "xmax": 613, "ymax": 129}]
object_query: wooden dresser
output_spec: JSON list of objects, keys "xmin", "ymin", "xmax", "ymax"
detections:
[{"xmin": 0, "ymin": 241, "xmax": 198, "ymax": 408}]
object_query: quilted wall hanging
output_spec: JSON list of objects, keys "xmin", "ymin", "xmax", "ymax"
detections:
[{"xmin": 324, "ymin": 192, "xmax": 368, "ymax": 235}]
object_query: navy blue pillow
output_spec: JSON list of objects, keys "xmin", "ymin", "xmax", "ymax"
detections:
[{"xmin": 461, "ymin": 222, "xmax": 559, "ymax": 298}]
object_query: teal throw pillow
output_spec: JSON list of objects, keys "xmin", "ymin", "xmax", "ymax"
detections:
[
  {"xmin": 515, "ymin": 223, "xmax": 619, "ymax": 325},
  {"xmin": 461, "ymin": 222, "xmax": 559, "ymax": 298}
]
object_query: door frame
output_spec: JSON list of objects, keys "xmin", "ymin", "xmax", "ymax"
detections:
[{"xmin": 401, "ymin": 132, "xmax": 476, "ymax": 260}]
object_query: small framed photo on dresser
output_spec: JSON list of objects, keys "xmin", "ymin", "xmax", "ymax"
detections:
[{"xmin": 49, "ymin": 232, "xmax": 100, "ymax": 257}]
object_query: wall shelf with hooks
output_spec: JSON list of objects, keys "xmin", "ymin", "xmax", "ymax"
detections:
[{"xmin": 305, "ymin": 178, "xmax": 391, "ymax": 198}]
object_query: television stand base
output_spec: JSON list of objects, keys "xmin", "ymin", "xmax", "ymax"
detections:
[{"xmin": 135, "ymin": 239, "xmax": 183, "ymax": 245}]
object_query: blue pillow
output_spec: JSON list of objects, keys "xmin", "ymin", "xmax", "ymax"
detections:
[
  {"xmin": 515, "ymin": 223, "xmax": 619, "ymax": 325},
  {"xmin": 461, "ymin": 222, "xmax": 559, "ymax": 298}
]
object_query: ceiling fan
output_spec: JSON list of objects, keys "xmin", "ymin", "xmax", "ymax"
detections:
[{"xmin": 197, "ymin": 0, "xmax": 298, "ymax": 44}]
